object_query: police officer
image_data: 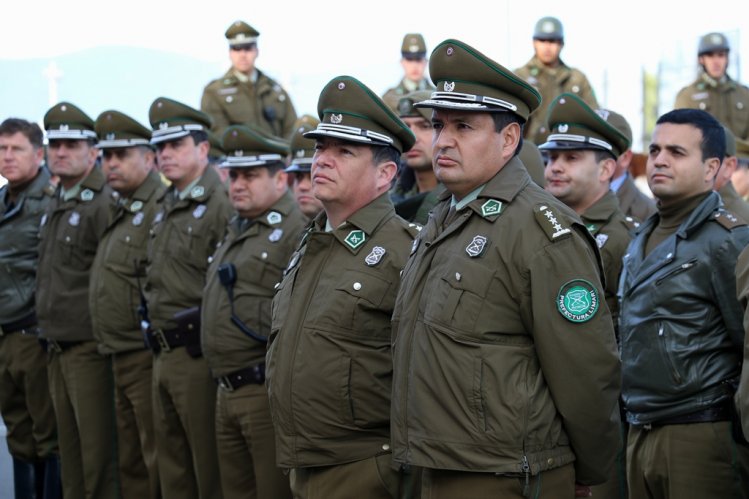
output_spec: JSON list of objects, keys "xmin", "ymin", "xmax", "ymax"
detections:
[
  {"xmin": 603, "ymin": 109, "xmax": 657, "ymax": 222},
  {"xmin": 266, "ymin": 75, "xmax": 419, "ymax": 498},
  {"xmin": 37, "ymin": 102, "xmax": 118, "ymax": 499},
  {"xmin": 390, "ymin": 39, "xmax": 621, "ymax": 498},
  {"xmin": 285, "ymin": 115, "xmax": 324, "ymax": 220},
  {"xmin": 392, "ymin": 89, "xmax": 443, "ymax": 224},
  {"xmin": 201, "ymin": 20, "xmax": 297, "ymax": 138},
  {"xmin": 675, "ymin": 32, "xmax": 749, "ymax": 141},
  {"xmin": 515, "ymin": 16, "xmax": 598, "ymax": 144},
  {"xmin": 202, "ymin": 125, "xmax": 305, "ymax": 499},
  {"xmin": 715, "ymin": 126, "xmax": 749, "ymax": 221},
  {"xmin": 733, "ymin": 137, "xmax": 749, "ymax": 200},
  {"xmin": 89, "ymin": 110, "xmax": 166, "ymax": 499},
  {"xmin": 737, "ymin": 245, "xmax": 749, "ymax": 441},
  {"xmin": 0, "ymin": 118, "xmax": 59, "ymax": 499},
  {"xmin": 619, "ymin": 109, "xmax": 749, "ymax": 498},
  {"xmin": 146, "ymin": 98, "xmax": 232, "ymax": 499},
  {"xmin": 382, "ymin": 33, "xmax": 436, "ymax": 110}
]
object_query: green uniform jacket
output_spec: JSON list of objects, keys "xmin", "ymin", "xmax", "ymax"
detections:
[
  {"xmin": 735, "ymin": 244, "xmax": 749, "ymax": 440},
  {"xmin": 36, "ymin": 167, "xmax": 115, "ymax": 341},
  {"xmin": 201, "ymin": 191, "xmax": 306, "ymax": 376},
  {"xmin": 395, "ymin": 184, "xmax": 445, "ymax": 225},
  {"xmin": 201, "ymin": 68, "xmax": 297, "ymax": 138},
  {"xmin": 90, "ymin": 171, "xmax": 167, "ymax": 354},
  {"xmin": 581, "ymin": 190, "xmax": 635, "ymax": 336},
  {"xmin": 515, "ymin": 56, "xmax": 598, "ymax": 144},
  {"xmin": 266, "ymin": 193, "xmax": 418, "ymax": 468},
  {"xmin": 718, "ymin": 181, "xmax": 749, "ymax": 223},
  {"xmin": 0, "ymin": 169, "xmax": 55, "ymax": 323},
  {"xmin": 145, "ymin": 167, "xmax": 232, "ymax": 331},
  {"xmin": 382, "ymin": 77, "xmax": 436, "ymax": 110},
  {"xmin": 615, "ymin": 174, "xmax": 657, "ymax": 223},
  {"xmin": 391, "ymin": 157, "xmax": 621, "ymax": 485},
  {"xmin": 675, "ymin": 73, "xmax": 749, "ymax": 140}
]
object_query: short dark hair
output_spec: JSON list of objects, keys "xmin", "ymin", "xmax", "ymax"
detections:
[
  {"xmin": 0, "ymin": 118, "xmax": 44, "ymax": 149},
  {"xmin": 656, "ymin": 109, "xmax": 725, "ymax": 162},
  {"xmin": 491, "ymin": 113, "xmax": 524, "ymax": 158},
  {"xmin": 189, "ymin": 130, "xmax": 209, "ymax": 145},
  {"xmin": 593, "ymin": 149, "xmax": 616, "ymax": 163},
  {"xmin": 371, "ymin": 144, "xmax": 401, "ymax": 166}
]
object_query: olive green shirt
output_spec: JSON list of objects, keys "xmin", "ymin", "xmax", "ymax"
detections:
[
  {"xmin": 201, "ymin": 68, "xmax": 297, "ymax": 138},
  {"xmin": 382, "ymin": 77, "xmax": 436, "ymax": 111},
  {"xmin": 36, "ymin": 167, "xmax": 115, "ymax": 342},
  {"xmin": 145, "ymin": 166, "xmax": 232, "ymax": 331},
  {"xmin": 391, "ymin": 157, "xmax": 621, "ymax": 485},
  {"xmin": 0, "ymin": 169, "xmax": 55, "ymax": 324},
  {"xmin": 718, "ymin": 181, "xmax": 749, "ymax": 223},
  {"xmin": 735, "ymin": 244, "xmax": 749, "ymax": 440},
  {"xmin": 266, "ymin": 192, "xmax": 418, "ymax": 468},
  {"xmin": 201, "ymin": 190, "xmax": 307, "ymax": 376},
  {"xmin": 89, "ymin": 171, "xmax": 167, "ymax": 354},
  {"xmin": 675, "ymin": 73, "xmax": 749, "ymax": 141},
  {"xmin": 515, "ymin": 56, "xmax": 598, "ymax": 144}
]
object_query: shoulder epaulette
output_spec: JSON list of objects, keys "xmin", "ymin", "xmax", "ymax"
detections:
[
  {"xmin": 712, "ymin": 209, "xmax": 747, "ymax": 230},
  {"xmin": 622, "ymin": 216, "xmax": 640, "ymax": 232},
  {"xmin": 534, "ymin": 203, "xmax": 572, "ymax": 242}
]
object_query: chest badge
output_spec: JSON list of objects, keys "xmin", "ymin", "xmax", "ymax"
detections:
[
  {"xmin": 132, "ymin": 212, "xmax": 145, "ymax": 227},
  {"xmin": 557, "ymin": 279, "xmax": 600, "ymax": 323},
  {"xmin": 154, "ymin": 211, "xmax": 164, "ymax": 224},
  {"xmin": 595, "ymin": 233, "xmax": 609, "ymax": 248},
  {"xmin": 130, "ymin": 200, "xmax": 143, "ymax": 212},
  {"xmin": 480, "ymin": 199, "xmax": 503, "ymax": 218},
  {"xmin": 267, "ymin": 211, "xmax": 282, "ymax": 225},
  {"xmin": 365, "ymin": 246, "xmax": 386, "ymax": 266},
  {"xmin": 193, "ymin": 204, "xmax": 207, "ymax": 219},
  {"xmin": 268, "ymin": 228, "xmax": 283, "ymax": 242},
  {"xmin": 344, "ymin": 230, "xmax": 366, "ymax": 249},
  {"xmin": 68, "ymin": 211, "xmax": 81, "ymax": 227},
  {"xmin": 465, "ymin": 235, "xmax": 488, "ymax": 257}
]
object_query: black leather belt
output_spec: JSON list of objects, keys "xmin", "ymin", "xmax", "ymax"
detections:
[
  {"xmin": 0, "ymin": 312, "xmax": 38, "ymax": 336},
  {"xmin": 215, "ymin": 363, "xmax": 265, "ymax": 392},
  {"xmin": 637, "ymin": 403, "xmax": 731, "ymax": 430},
  {"xmin": 148, "ymin": 327, "xmax": 191, "ymax": 353}
]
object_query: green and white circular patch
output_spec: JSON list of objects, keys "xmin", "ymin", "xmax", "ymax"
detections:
[{"xmin": 556, "ymin": 279, "xmax": 599, "ymax": 323}]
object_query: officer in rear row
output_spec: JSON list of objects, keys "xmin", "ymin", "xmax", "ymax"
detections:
[
  {"xmin": 201, "ymin": 125, "xmax": 305, "ymax": 499},
  {"xmin": 285, "ymin": 115, "xmax": 324, "ymax": 220},
  {"xmin": 89, "ymin": 110, "xmax": 166, "ymax": 498},
  {"xmin": 145, "ymin": 98, "xmax": 232, "ymax": 499}
]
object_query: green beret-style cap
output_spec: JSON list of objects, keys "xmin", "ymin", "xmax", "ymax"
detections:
[
  {"xmin": 149, "ymin": 97, "xmax": 212, "ymax": 144},
  {"xmin": 225, "ymin": 20, "xmax": 260, "ymax": 46},
  {"xmin": 534, "ymin": 16, "xmax": 564, "ymax": 41},
  {"xmin": 397, "ymin": 90, "xmax": 433, "ymax": 121},
  {"xmin": 539, "ymin": 93, "xmax": 631, "ymax": 158},
  {"xmin": 723, "ymin": 125, "xmax": 736, "ymax": 157},
  {"xmin": 519, "ymin": 141, "xmax": 546, "ymax": 187},
  {"xmin": 416, "ymin": 39, "xmax": 541, "ymax": 121},
  {"xmin": 305, "ymin": 75, "xmax": 415, "ymax": 153},
  {"xmin": 401, "ymin": 33, "xmax": 427, "ymax": 59},
  {"xmin": 44, "ymin": 102, "xmax": 96, "ymax": 141},
  {"xmin": 596, "ymin": 109, "xmax": 632, "ymax": 146},
  {"xmin": 698, "ymin": 32, "xmax": 729, "ymax": 55},
  {"xmin": 286, "ymin": 115, "xmax": 320, "ymax": 173},
  {"xmin": 95, "ymin": 110, "xmax": 151, "ymax": 149},
  {"xmin": 220, "ymin": 125, "xmax": 289, "ymax": 169}
]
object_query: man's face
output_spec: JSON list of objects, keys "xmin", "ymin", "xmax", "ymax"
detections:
[
  {"xmin": 545, "ymin": 149, "xmax": 612, "ymax": 213},
  {"xmin": 402, "ymin": 116, "xmax": 433, "ymax": 172},
  {"xmin": 533, "ymin": 39, "xmax": 563, "ymax": 66},
  {"xmin": 0, "ymin": 132, "xmax": 43, "ymax": 187},
  {"xmin": 431, "ymin": 109, "xmax": 509, "ymax": 199},
  {"xmin": 47, "ymin": 139, "xmax": 98, "ymax": 187},
  {"xmin": 311, "ymin": 137, "xmax": 382, "ymax": 208},
  {"xmin": 699, "ymin": 50, "xmax": 729, "ymax": 80},
  {"xmin": 102, "ymin": 147, "xmax": 153, "ymax": 195},
  {"xmin": 646, "ymin": 123, "xmax": 719, "ymax": 203},
  {"xmin": 401, "ymin": 57, "xmax": 427, "ymax": 82},
  {"xmin": 731, "ymin": 162, "xmax": 749, "ymax": 197},
  {"xmin": 229, "ymin": 166, "xmax": 286, "ymax": 219},
  {"xmin": 229, "ymin": 44, "xmax": 259, "ymax": 74},
  {"xmin": 155, "ymin": 136, "xmax": 208, "ymax": 191},
  {"xmin": 289, "ymin": 170, "xmax": 323, "ymax": 218}
]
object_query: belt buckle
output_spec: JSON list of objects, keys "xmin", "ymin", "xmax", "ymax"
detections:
[
  {"xmin": 154, "ymin": 330, "xmax": 171, "ymax": 353},
  {"xmin": 218, "ymin": 376, "xmax": 234, "ymax": 392},
  {"xmin": 643, "ymin": 423, "xmax": 652, "ymax": 431}
]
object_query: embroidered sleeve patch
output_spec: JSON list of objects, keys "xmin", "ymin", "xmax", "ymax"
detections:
[{"xmin": 557, "ymin": 279, "xmax": 599, "ymax": 323}]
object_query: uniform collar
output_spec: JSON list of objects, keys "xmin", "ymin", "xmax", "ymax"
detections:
[
  {"xmin": 161, "ymin": 165, "xmax": 222, "ymax": 204},
  {"xmin": 60, "ymin": 166, "xmax": 107, "ymax": 202},
  {"xmin": 581, "ymin": 190, "xmax": 620, "ymax": 225},
  {"xmin": 313, "ymin": 192, "xmax": 395, "ymax": 254}
]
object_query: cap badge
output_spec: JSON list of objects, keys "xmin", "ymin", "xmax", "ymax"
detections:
[
  {"xmin": 59, "ymin": 124, "xmax": 69, "ymax": 131},
  {"xmin": 444, "ymin": 82, "xmax": 456, "ymax": 92},
  {"xmin": 344, "ymin": 229, "xmax": 366, "ymax": 249},
  {"xmin": 130, "ymin": 200, "xmax": 143, "ymax": 212},
  {"xmin": 542, "ymin": 21, "xmax": 555, "ymax": 32},
  {"xmin": 159, "ymin": 122, "xmax": 169, "ymax": 130},
  {"xmin": 331, "ymin": 114, "xmax": 343, "ymax": 124},
  {"xmin": 711, "ymin": 34, "xmax": 723, "ymax": 44},
  {"xmin": 193, "ymin": 204, "xmax": 207, "ymax": 219},
  {"xmin": 60, "ymin": 105, "xmax": 68, "ymax": 111},
  {"xmin": 106, "ymin": 133, "xmax": 115, "ymax": 141},
  {"xmin": 233, "ymin": 150, "xmax": 244, "ymax": 157},
  {"xmin": 295, "ymin": 149, "xmax": 304, "ymax": 158},
  {"xmin": 409, "ymin": 44, "xmax": 419, "ymax": 52},
  {"xmin": 267, "ymin": 211, "xmax": 283, "ymax": 225},
  {"xmin": 558, "ymin": 124, "xmax": 569, "ymax": 133},
  {"xmin": 80, "ymin": 189, "xmax": 94, "ymax": 201},
  {"xmin": 365, "ymin": 246, "xmax": 386, "ymax": 266},
  {"xmin": 132, "ymin": 211, "xmax": 145, "ymax": 227},
  {"xmin": 446, "ymin": 46, "xmax": 454, "ymax": 56},
  {"xmin": 68, "ymin": 211, "xmax": 81, "ymax": 227},
  {"xmin": 466, "ymin": 235, "xmax": 488, "ymax": 257},
  {"xmin": 190, "ymin": 186, "xmax": 205, "ymax": 198},
  {"xmin": 337, "ymin": 82, "xmax": 346, "ymax": 90},
  {"xmin": 268, "ymin": 228, "xmax": 284, "ymax": 242}
]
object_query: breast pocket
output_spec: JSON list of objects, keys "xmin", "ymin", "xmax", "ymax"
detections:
[{"xmin": 331, "ymin": 269, "xmax": 395, "ymax": 337}]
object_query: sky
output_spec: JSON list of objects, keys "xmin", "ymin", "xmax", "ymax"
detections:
[{"xmin": 1, "ymin": 0, "xmax": 747, "ymax": 151}]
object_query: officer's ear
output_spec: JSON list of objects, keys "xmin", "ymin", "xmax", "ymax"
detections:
[
  {"xmin": 375, "ymin": 160, "xmax": 397, "ymax": 192},
  {"xmin": 499, "ymin": 122, "xmax": 521, "ymax": 162},
  {"xmin": 599, "ymin": 156, "xmax": 617, "ymax": 183}
]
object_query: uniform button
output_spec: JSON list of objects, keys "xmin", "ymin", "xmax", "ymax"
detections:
[
  {"xmin": 65, "ymin": 236, "xmax": 71, "ymax": 242},
  {"xmin": 125, "ymin": 235, "xmax": 131, "ymax": 243},
  {"xmin": 699, "ymin": 102, "xmax": 706, "ymax": 110},
  {"xmin": 666, "ymin": 253, "xmax": 673, "ymax": 259},
  {"xmin": 455, "ymin": 272, "xmax": 461, "ymax": 281},
  {"xmin": 261, "ymin": 252, "xmax": 268, "ymax": 259},
  {"xmin": 382, "ymin": 443, "xmax": 390, "ymax": 451},
  {"xmin": 226, "ymin": 95, "xmax": 233, "ymax": 103},
  {"xmin": 353, "ymin": 282, "xmax": 362, "ymax": 291},
  {"xmin": 547, "ymin": 458, "xmax": 554, "ymax": 466},
  {"xmin": 208, "ymin": 256, "xmax": 213, "ymax": 263}
]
